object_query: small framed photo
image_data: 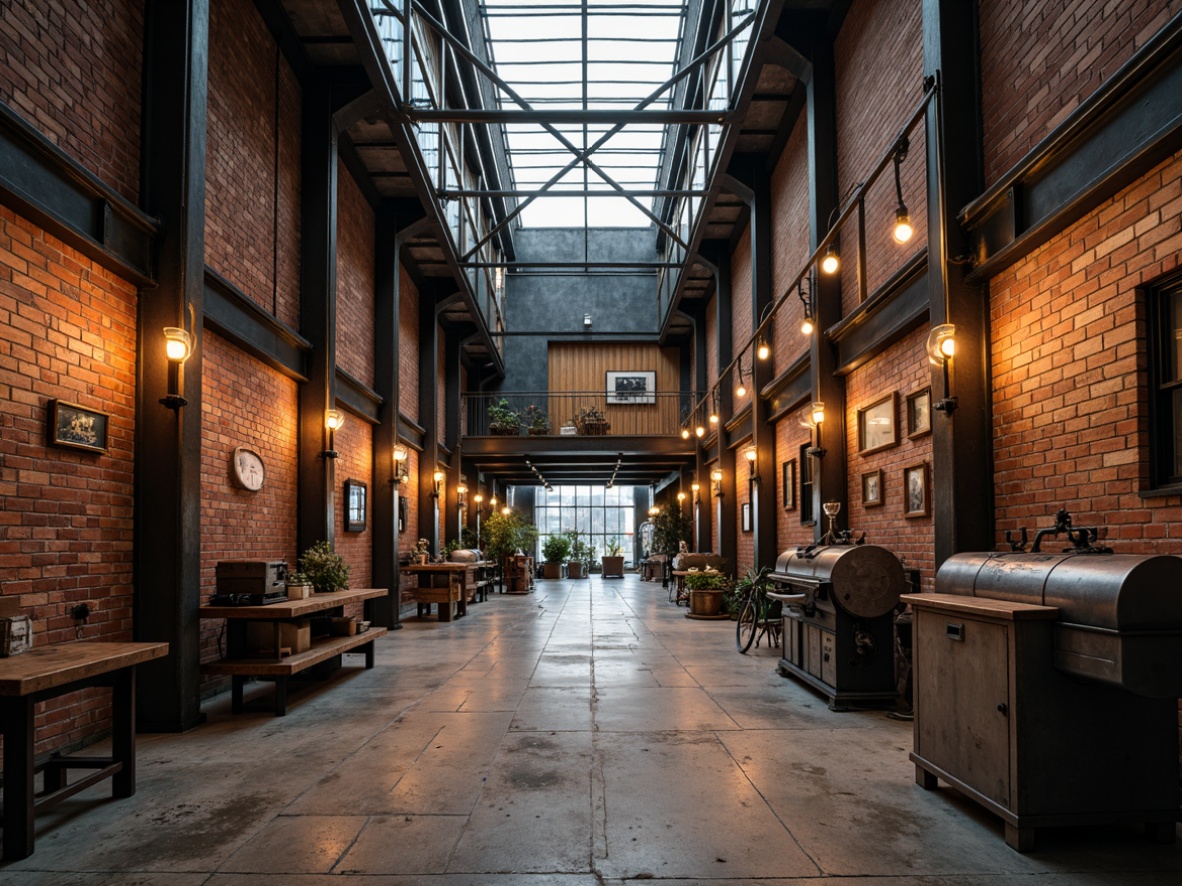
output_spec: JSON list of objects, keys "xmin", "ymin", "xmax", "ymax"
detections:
[
  {"xmin": 861, "ymin": 469, "xmax": 883, "ymax": 507},
  {"xmin": 344, "ymin": 478, "xmax": 368, "ymax": 532},
  {"xmin": 857, "ymin": 392, "xmax": 898, "ymax": 454},
  {"xmin": 741, "ymin": 502, "xmax": 752, "ymax": 532},
  {"xmin": 904, "ymin": 462, "xmax": 930, "ymax": 518},
  {"xmin": 47, "ymin": 399, "xmax": 109, "ymax": 454},
  {"xmin": 781, "ymin": 459, "xmax": 796, "ymax": 510},
  {"xmin": 606, "ymin": 370, "xmax": 656, "ymax": 404},
  {"xmin": 906, "ymin": 388, "xmax": 932, "ymax": 438}
]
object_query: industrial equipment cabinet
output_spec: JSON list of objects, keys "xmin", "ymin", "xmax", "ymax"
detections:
[{"xmin": 904, "ymin": 593, "xmax": 1178, "ymax": 851}]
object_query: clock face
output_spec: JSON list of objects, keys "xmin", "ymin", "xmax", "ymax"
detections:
[{"xmin": 232, "ymin": 447, "xmax": 265, "ymax": 491}]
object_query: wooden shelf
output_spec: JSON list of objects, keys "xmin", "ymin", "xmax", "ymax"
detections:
[
  {"xmin": 198, "ymin": 587, "xmax": 387, "ymax": 620},
  {"xmin": 200, "ymin": 627, "xmax": 387, "ymax": 677}
]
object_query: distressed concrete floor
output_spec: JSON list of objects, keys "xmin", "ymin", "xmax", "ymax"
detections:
[{"xmin": 3, "ymin": 575, "xmax": 1182, "ymax": 884}]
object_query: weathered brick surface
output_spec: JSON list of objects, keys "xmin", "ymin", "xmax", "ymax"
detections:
[
  {"xmin": 834, "ymin": 0, "xmax": 926, "ymax": 313},
  {"xmin": 336, "ymin": 167, "xmax": 376, "ymax": 388},
  {"xmin": 980, "ymin": 0, "xmax": 1182, "ymax": 188},
  {"xmin": 205, "ymin": 0, "xmax": 302, "ymax": 329},
  {"xmin": 731, "ymin": 228, "xmax": 753, "ymax": 416},
  {"xmin": 0, "ymin": 0, "xmax": 143, "ymax": 202},
  {"xmin": 991, "ymin": 149, "xmax": 1182, "ymax": 551},
  {"xmin": 0, "ymin": 206, "xmax": 137, "ymax": 756},
  {"xmin": 401, "ymin": 267, "xmax": 420, "ymax": 424},
  {"xmin": 770, "ymin": 120, "xmax": 812, "ymax": 369},
  {"xmin": 333, "ymin": 416, "xmax": 374, "ymax": 592},
  {"xmin": 842, "ymin": 326, "xmax": 934, "ymax": 591}
]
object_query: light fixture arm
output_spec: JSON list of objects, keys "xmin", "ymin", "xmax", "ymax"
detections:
[{"xmin": 893, "ymin": 135, "xmax": 910, "ymax": 208}]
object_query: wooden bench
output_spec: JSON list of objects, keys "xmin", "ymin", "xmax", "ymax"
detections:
[
  {"xmin": 0, "ymin": 640, "xmax": 169, "ymax": 860},
  {"xmin": 402, "ymin": 562, "xmax": 495, "ymax": 620},
  {"xmin": 199, "ymin": 588, "xmax": 387, "ymax": 715}
]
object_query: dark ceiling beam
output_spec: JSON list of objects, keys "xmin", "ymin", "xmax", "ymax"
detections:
[
  {"xmin": 406, "ymin": 109, "xmax": 729, "ymax": 124},
  {"xmin": 440, "ymin": 189, "xmax": 709, "ymax": 198}
]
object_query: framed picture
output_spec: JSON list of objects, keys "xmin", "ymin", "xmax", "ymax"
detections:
[
  {"xmin": 781, "ymin": 459, "xmax": 796, "ymax": 510},
  {"xmin": 344, "ymin": 478, "xmax": 367, "ymax": 532},
  {"xmin": 47, "ymin": 399, "xmax": 109, "ymax": 454},
  {"xmin": 857, "ymin": 392, "xmax": 898, "ymax": 454},
  {"xmin": 904, "ymin": 462, "xmax": 930, "ymax": 518},
  {"xmin": 606, "ymin": 370, "xmax": 656, "ymax": 404},
  {"xmin": 741, "ymin": 501, "xmax": 752, "ymax": 532},
  {"xmin": 907, "ymin": 388, "xmax": 932, "ymax": 438},
  {"xmin": 861, "ymin": 469, "xmax": 883, "ymax": 507}
]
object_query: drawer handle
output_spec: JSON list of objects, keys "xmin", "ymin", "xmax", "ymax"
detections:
[
  {"xmin": 997, "ymin": 702, "xmax": 1008, "ymax": 715},
  {"xmin": 946, "ymin": 622, "xmax": 964, "ymax": 641}
]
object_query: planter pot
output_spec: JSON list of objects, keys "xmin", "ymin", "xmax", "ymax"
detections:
[
  {"xmin": 689, "ymin": 587, "xmax": 725, "ymax": 616},
  {"xmin": 286, "ymin": 584, "xmax": 313, "ymax": 600},
  {"xmin": 543, "ymin": 562, "xmax": 563, "ymax": 579},
  {"xmin": 601, "ymin": 556, "xmax": 625, "ymax": 578},
  {"xmin": 579, "ymin": 420, "xmax": 610, "ymax": 436},
  {"xmin": 528, "ymin": 427, "xmax": 550, "ymax": 435},
  {"xmin": 567, "ymin": 561, "xmax": 586, "ymax": 579}
]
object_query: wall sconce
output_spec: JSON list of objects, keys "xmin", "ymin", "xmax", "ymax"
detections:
[
  {"xmin": 501, "ymin": 506, "xmax": 511, "ymax": 516},
  {"xmin": 695, "ymin": 423, "xmax": 706, "ymax": 438},
  {"xmin": 456, "ymin": 483, "xmax": 468, "ymax": 509},
  {"xmin": 691, "ymin": 480, "xmax": 700, "ymax": 504},
  {"xmin": 392, "ymin": 442, "xmax": 410, "ymax": 485},
  {"xmin": 797, "ymin": 277, "xmax": 815, "ymax": 336},
  {"xmin": 648, "ymin": 505, "xmax": 660, "ymax": 518},
  {"xmin": 892, "ymin": 136, "xmax": 913, "ymax": 244},
  {"xmin": 711, "ymin": 466, "xmax": 724, "ymax": 497},
  {"xmin": 431, "ymin": 469, "xmax": 445, "ymax": 499},
  {"xmin": 681, "ymin": 426, "xmax": 691, "ymax": 439},
  {"xmin": 322, "ymin": 409, "xmax": 344, "ymax": 459},
  {"xmin": 820, "ymin": 243, "xmax": 840, "ymax": 275},
  {"xmin": 928, "ymin": 323, "xmax": 958, "ymax": 414},
  {"xmin": 489, "ymin": 495, "xmax": 498, "ymax": 511},
  {"xmin": 803, "ymin": 400, "xmax": 826, "ymax": 458},
  {"xmin": 474, "ymin": 493, "xmax": 483, "ymax": 510},
  {"xmin": 161, "ymin": 326, "xmax": 192, "ymax": 411},
  {"xmin": 735, "ymin": 360, "xmax": 748, "ymax": 399}
]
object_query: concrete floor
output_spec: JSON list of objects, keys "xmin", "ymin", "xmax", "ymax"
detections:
[{"xmin": 3, "ymin": 575, "xmax": 1182, "ymax": 885}]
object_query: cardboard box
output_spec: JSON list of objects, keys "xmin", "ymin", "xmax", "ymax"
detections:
[
  {"xmin": 246, "ymin": 620, "xmax": 310, "ymax": 656},
  {"xmin": 0, "ymin": 597, "xmax": 32, "ymax": 657},
  {"xmin": 329, "ymin": 617, "xmax": 357, "ymax": 636}
]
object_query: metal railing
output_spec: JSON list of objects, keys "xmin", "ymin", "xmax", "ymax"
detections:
[{"xmin": 464, "ymin": 392, "xmax": 691, "ymax": 437}]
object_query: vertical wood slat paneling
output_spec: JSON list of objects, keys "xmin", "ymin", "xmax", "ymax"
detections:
[{"xmin": 548, "ymin": 343, "xmax": 680, "ymax": 435}]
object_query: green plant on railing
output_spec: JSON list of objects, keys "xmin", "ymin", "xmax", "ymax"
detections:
[
  {"xmin": 542, "ymin": 533, "xmax": 572, "ymax": 564},
  {"xmin": 524, "ymin": 404, "xmax": 550, "ymax": 435},
  {"xmin": 488, "ymin": 398, "xmax": 522, "ymax": 435},
  {"xmin": 298, "ymin": 540, "xmax": 350, "ymax": 593}
]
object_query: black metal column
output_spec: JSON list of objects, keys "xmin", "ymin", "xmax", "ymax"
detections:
[
  {"xmin": 418, "ymin": 290, "xmax": 441, "ymax": 555},
  {"xmin": 805, "ymin": 34, "xmax": 847, "ymax": 541},
  {"xmin": 750, "ymin": 166, "xmax": 777, "ymax": 569},
  {"xmin": 923, "ymin": 0, "xmax": 991, "ymax": 565},
  {"xmin": 297, "ymin": 79, "xmax": 340, "ymax": 553},
  {"xmin": 444, "ymin": 328, "xmax": 463, "ymax": 544},
  {"xmin": 692, "ymin": 305, "xmax": 711, "ymax": 552},
  {"xmin": 134, "ymin": 0, "xmax": 208, "ymax": 733}
]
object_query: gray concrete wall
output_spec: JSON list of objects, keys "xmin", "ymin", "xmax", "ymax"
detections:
[{"xmin": 498, "ymin": 228, "xmax": 662, "ymax": 392}]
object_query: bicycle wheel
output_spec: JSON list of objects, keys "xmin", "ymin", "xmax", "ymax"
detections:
[{"xmin": 736, "ymin": 597, "xmax": 758, "ymax": 653}]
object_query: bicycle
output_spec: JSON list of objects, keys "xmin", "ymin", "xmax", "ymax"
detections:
[{"xmin": 735, "ymin": 567, "xmax": 783, "ymax": 653}]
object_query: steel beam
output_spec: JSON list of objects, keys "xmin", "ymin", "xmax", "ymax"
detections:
[{"xmin": 406, "ymin": 109, "xmax": 728, "ymax": 124}]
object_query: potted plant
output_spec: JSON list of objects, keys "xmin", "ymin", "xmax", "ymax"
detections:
[
  {"xmin": 484, "ymin": 510, "xmax": 537, "ymax": 592},
  {"xmin": 575, "ymin": 405, "xmax": 610, "ymax": 435},
  {"xmin": 487, "ymin": 398, "xmax": 522, "ymax": 435},
  {"xmin": 524, "ymin": 404, "xmax": 550, "ymax": 435},
  {"xmin": 566, "ymin": 531, "xmax": 588, "ymax": 579},
  {"xmin": 285, "ymin": 570, "xmax": 314, "ymax": 600},
  {"xmin": 298, "ymin": 540, "xmax": 350, "ymax": 594},
  {"xmin": 601, "ymin": 536, "xmax": 625, "ymax": 579},
  {"xmin": 683, "ymin": 569, "xmax": 730, "ymax": 617},
  {"xmin": 541, "ymin": 533, "xmax": 571, "ymax": 579},
  {"xmin": 412, "ymin": 537, "xmax": 431, "ymax": 565}
]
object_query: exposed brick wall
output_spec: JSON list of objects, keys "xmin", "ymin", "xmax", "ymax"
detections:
[
  {"xmin": 438, "ymin": 327, "xmax": 447, "ymax": 446},
  {"xmin": 0, "ymin": 207, "xmax": 137, "ymax": 756},
  {"xmin": 775, "ymin": 403, "xmax": 819, "ymax": 553},
  {"xmin": 198, "ymin": 329, "xmax": 299, "ymax": 677},
  {"xmin": 704, "ymin": 292, "xmax": 717, "ymax": 408},
  {"xmin": 730, "ymin": 228, "xmax": 753, "ymax": 416},
  {"xmin": 991, "ymin": 148, "xmax": 1182, "ymax": 551},
  {"xmin": 333, "ymin": 416, "xmax": 374, "ymax": 592},
  {"xmin": 842, "ymin": 327, "xmax": 934, "ymax": 591},
  {"xmin": 735, "ymin": 435, "xmax": 755, "ymax": 575},
  {"xmin": 770, "ymin": 119, "xmax": 812, "ymax": 368},
  {"xmin": 205, "ymin": 0, "xmax": 302, "ymax": 328},
  {"xmin": 980, "ymin": 0, "xmax": 1182, "ymax": 188},
  {"xmin": 834, "ymin": 0, "xmax": 926, "ymax": 314},
  {"xmin": 400, "ymin": 266, "xmax": 420, "ymax": 424},
  {"xmin": 336, "ymin": 167, "xmax": 376, "ymax": 387},
  {"xmin": 0, "ymin": 0, "xmax": 143, "ymax": 203}
]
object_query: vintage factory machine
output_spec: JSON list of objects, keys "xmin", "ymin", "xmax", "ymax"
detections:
[
  {"xmin": 905, "ymin": 510, "xmax": 1182, "ymax": 851},
  {"xmin": 769, "ymin": 537, "xmax": 907, "ymax": 710}
]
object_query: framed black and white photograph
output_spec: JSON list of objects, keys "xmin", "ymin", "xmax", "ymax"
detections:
[
  {"xmin": 857, "ymin": 392, "xmax": 898, "ymax": 454},
  {"xmin": 606, "ymin": 370, "xmax": 656, "ymax": 404},
  {"xmin": 861, "ymin": 469, "xmax": 883, "ymax": 507},
  {"xmin": 904, "ymin": 462, "xmax": 930, "ymax": 518},
  {"xmin": 344, "ymin": 478, "xmax": 368, "ymax": 532},
  {"xmin": 47, "ymin": 399, "xmax": 109, "ymax": 454},
  {"xmin": 907, "ymin": 387, "xmax": 932, "ymax": 438},
  {"xmin": 741, "ymin": 501, "xmax": 752, "ymax": 532},
  {"xmin": 781, "ymin": 459, "xmax": 796, "ymax": 510}
]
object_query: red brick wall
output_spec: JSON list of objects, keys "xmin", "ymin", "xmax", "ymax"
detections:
[
  {"xmin": 205, "ymin": 0, "xmax": 302, "ymax": 328},
  {"xmin": 0, "ymin": 207, "xmax": 138, "ymax": 756},
  {"xmin": 834, "ymin": 0, "xmax": 926, "ymax": 313},
  {"xmin": 770, "ymin": 119, "xmax": 812, "ymax": 368},
  {"xmin": 336, "ymin": 168, "xmax": 375, "ymax": 387},
  {"xmin": 401, "ymin": 266, "xmax": 420, "ymax": 424},
  {"xmin": 730, "ymin": 228, "xmax": 754, "ymax": 416},
  {"xmin": 0, "ymin": 0, "xmax": 143, "ymax": 203},
  {"xmin": 980, "ymin": 0, "xmax": 1182, "ymax": 188},
  {"xmin": 843, "ymin": 327, "xmax": 934, "ymax": 591},
  {"xmin": 991, "ymin": 149, "xmax": 1182, "ymax": 551},
  {"xmin": 333, "ymin": 417, "xmax": 374, "ymax": 592},
  {"xmin": 198, "ymin": 330, "xmax": 299, "ymax": 672},
  {"xmin": 735, "ymin": 436, "xmax": 755, "ymax": 575},
  {"xmin": 775, "ymin": 404, "xmax": 818, "ymax": 553}
]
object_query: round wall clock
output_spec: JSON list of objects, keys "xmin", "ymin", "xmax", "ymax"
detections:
[{"xmin": 231, "ymin": 446, "xmax": 265, "ymax": 491}]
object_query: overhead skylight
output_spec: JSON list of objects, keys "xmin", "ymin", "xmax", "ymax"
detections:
[{"xmin": 481, "ymin": 0, "xmax": 688, "ymax": 228}]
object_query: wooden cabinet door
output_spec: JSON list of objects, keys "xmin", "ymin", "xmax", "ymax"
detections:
[{"xmin": 915, "ymin": 609, "xmax": 1011, "ymax": 808}]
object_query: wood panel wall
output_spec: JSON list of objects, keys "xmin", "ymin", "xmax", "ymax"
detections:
[{"xmin": 548, "ymin": 342, "xmax": 680, "ymax": 435}]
